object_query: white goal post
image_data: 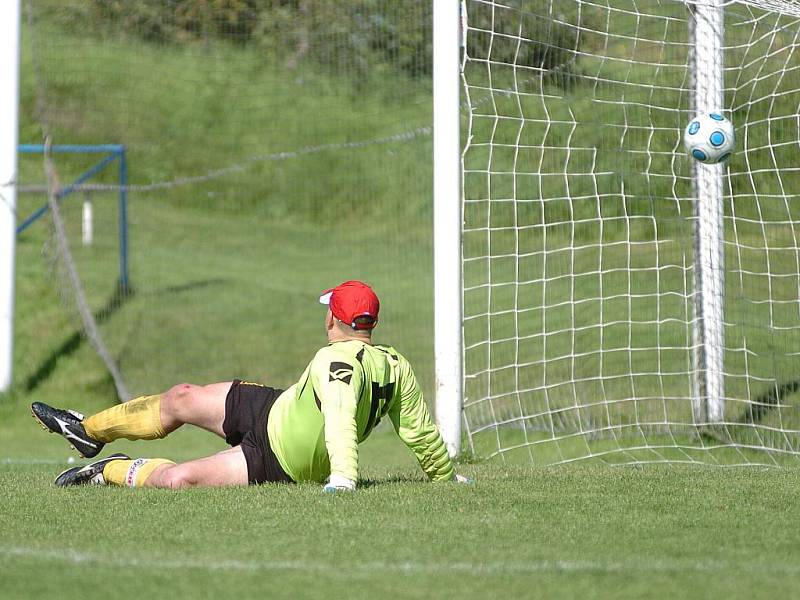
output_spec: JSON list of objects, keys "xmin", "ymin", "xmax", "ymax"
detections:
[
  {"xmin": 435, "ymin": 0, "xmax": 800, "ymax": 464},
  {"xmin": 690, "ymin": 0, "xmax": 726, "ymax": 425},
  {"xmin": 433, "ymin": 0, "xmax": 464, "ymax": 457},
  {"xmin": 0, "ymin": 0, "xmax": 21, "ymax": 393}
]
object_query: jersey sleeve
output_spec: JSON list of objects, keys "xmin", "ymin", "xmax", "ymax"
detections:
[
  {"xmin": 310, "ymin": 347, "xmax": 362, "ymax": 483},
  {"xmin": 388, "ymin": 361, "xmax": 454, "ymax": 482}
]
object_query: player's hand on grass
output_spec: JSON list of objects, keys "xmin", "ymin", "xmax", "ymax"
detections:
[
  {"xmin": 453, "ymin": 473, "xmax": 474, "ymax": 485},
  {"xmin": 323, "ymin": 474, "xmax": 356, "ymax": 493}
]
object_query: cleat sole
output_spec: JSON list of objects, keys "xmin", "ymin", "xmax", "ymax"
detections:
[
  {"xmin": 31, "ymin": 408, "xmax": 49, "ymax": 432},
  {"xmin": 31, "ymin": 406, "xmax": 91, "ymax": 458}
]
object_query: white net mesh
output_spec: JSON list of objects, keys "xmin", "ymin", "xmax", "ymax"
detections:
[{"xmin": 461, "ymin": 0, "xmax": 800, "ymax": 464}]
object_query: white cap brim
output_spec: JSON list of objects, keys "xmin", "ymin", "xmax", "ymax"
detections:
[{"xmin": 319, "ymin": 291, "xmax": 333, "ymax": 305}]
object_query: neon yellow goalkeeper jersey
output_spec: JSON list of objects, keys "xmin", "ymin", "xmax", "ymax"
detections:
[{"xmin": 267, "ymin": 340, "xmax": 454, "ymax": 484}]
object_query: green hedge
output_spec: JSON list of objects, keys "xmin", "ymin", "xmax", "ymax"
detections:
[
  {"xmin": 82, "ymin": 0, "xmax": 433, "ymax": 78},
  {"xmin": 40, "ymin": 0, "xmax": 578, "ymax": 84}
]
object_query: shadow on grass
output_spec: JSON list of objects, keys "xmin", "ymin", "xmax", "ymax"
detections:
[
  {"xmin": 153, "ymin": 278, "xmax": 228, "ymax": 297},
  {"xmin": 24, "ymin": 278, "xmax": 228, "ymax": 393},
  {"xmin": 740, "ymin": 379, "xmax": 800, "ymax": 424},
  {"xmin": 700, "ymin": 379, "xmax": 800, "ymax": 447},
  {"xmin": 358, "ymin": 474, "xmax": 429, "ymax": 488},
  {"xmin": 25, "ymin": 283, "xmax": 133, "ymax": 393}
]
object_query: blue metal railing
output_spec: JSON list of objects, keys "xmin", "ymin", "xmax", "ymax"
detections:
[{"xmin": 17, "ymin": 144, "xmax": 129, "ymax": 291}]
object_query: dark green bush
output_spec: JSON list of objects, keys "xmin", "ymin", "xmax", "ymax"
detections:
[
  {"xmin": 82, "ymin": 0, "xmax": 431, "ymax": 78},
  {"xmin": 71, "ymin": 0, "xmax": 575, "ymax": 86},
  {"xmin": 465, "ymin": 0, "xmax": 579, "ymax": 88}
]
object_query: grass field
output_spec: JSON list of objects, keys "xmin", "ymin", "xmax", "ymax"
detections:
[
  {"xmin": 4, "ymin": 3, "xmax": 800, "ymax": 598},
  {"xmin": 3, "ymin": 445, "xmax": 800, "ymax": 599}
]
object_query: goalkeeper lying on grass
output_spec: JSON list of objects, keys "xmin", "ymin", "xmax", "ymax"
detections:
[{"xmin": 32, "ymin": 280, "xmax": 469, "ymax": 491}]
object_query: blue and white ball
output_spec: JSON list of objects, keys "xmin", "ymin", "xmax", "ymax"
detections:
[{"xmin": 683, "ymin": 112, "xmax": 735, "ymax": 164}]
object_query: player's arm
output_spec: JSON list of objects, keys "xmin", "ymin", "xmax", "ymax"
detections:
[
  {"xmin": 311, "ymin": 349, "xmax": 361, "ymax": 490},
  {"xmin": 388, "ymin": 363, "xmax": 455, "ymax": 482}
]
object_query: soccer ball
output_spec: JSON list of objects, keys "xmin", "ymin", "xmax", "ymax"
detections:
[{"xmin": 683, "ymin": 112, "xmax": 735, "ymax": 164}]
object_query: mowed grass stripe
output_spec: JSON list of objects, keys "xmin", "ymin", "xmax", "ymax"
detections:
[{"xmin": 4, "ymin": 544, "xmax": 800, "ymax": 576}]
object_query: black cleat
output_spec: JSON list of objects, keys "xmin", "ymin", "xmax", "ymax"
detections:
[
  {"xmin": 31, "ymin": 401, "xmax": 105, "ymax": 458},
  {"xmin": 54, "ymin": 453, "xmax": 130, "ymax": 487}
]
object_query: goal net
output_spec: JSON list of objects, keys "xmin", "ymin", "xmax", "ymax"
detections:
[{"xmin": 461, "ymin": 0, "xmax": 800, "ymax": 465}]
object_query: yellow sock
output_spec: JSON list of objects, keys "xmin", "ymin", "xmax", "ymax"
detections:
[
  {"xmin": 83, "ymin": 394, "xmax": 166, "ymax": 443},
  {"xmin": 103, "ymin": 458, "xmax": 176, "ymax": 487}
]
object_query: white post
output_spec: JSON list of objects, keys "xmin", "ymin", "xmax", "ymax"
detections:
[
  {"xmin": 0, "ymin": 0, "xmax": 21, "ymax": 393},
  {"xmin": 82, "ymin": 197, "xmax": 94, "ymax": 246},
  {"xmin": 433, "ymin": 0, "xmax": 463, "ymax": 456},
  {"xmin": 691, "ymin": 0, "xmax": 726, "ymax": 423}
]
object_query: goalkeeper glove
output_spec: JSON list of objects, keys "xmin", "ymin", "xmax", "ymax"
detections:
[{"xmin": 323, "ymin": 474, "xmax": 356, "ymax": 493}]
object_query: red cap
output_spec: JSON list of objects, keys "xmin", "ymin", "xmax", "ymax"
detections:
[{"xmin": 319, "ymin": 280, "xmax": 380, "ymax": 330}]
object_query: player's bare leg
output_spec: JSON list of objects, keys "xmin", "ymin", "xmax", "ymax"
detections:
[
  {"xmin": 33, "ymin": 381, "xmax": 235, "ymax": 456},
  {"xmin": 139, "ymin": 446, "xmax": 249, "ymax": 488},
  {"xmin": 157, "ymin": 381, "xmax": 233, "ymax": 437},
  {"xmin": 56, "ymin": 446, "xmax": 249, "ymax": 488},
  {"xmin": 82, "ymin": 381, "xmax": 234, "ymax": 441}
]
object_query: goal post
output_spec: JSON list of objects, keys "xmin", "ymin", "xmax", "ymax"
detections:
[
  {"xmin": 0, "ymin": 0, "xmax": 21, "ymax": 393},
  {"xmin": 690, "ymin": 0, "xmax": 727, "ymax": 426},
  {"xmin": 433, "ymin": 0, "xmax": 464, "ymax": 457}
]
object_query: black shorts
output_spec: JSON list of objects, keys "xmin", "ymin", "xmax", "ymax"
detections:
[{"xmin": 223, "ymin": 380, "xmax": 293, "ymax": 485}]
